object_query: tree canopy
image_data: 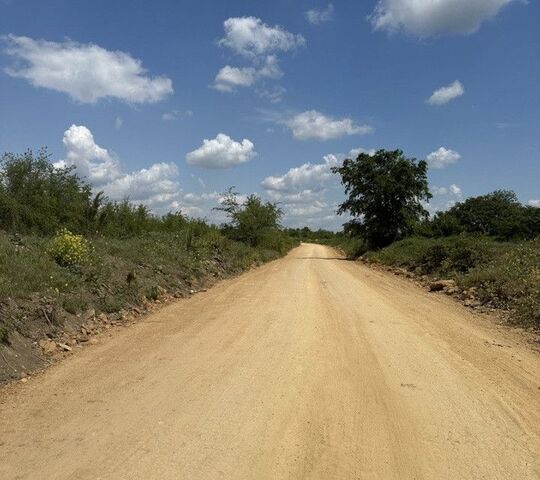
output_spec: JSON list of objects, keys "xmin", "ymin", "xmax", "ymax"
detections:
[
  {"xmin": 332, "ymin": 149, "xmax": 431, "ymax": 248},
  {"xmin": 425, "ymin": 190, "xmax": 540, "ymax": 240}
]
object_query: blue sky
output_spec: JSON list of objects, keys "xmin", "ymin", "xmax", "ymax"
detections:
[{"xmin": 1, "ymin": 0, "xmax": 539, "ymax": 229}]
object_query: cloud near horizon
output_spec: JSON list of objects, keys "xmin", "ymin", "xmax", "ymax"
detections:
[
  {"xmin": 427, "ymin": 183, "xmax": 463, "ymax": 213},
  {"xmin": 55, "ymin": 125, "xmax": 188, "ymax": 213}
]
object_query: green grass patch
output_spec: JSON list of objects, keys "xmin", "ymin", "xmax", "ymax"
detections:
[{"xmin": 0, "ymin": 229, "xmax": 296, "ymax": 339}]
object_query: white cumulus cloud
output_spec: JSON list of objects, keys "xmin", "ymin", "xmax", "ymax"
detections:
[
  {"xmin": 427, "ymin": 80, "xmax": 464, "ymax": 105},
  {"xmin": 101, "ymin": 162, "xmax": 180, "ymax": 205},
  {"xmin": 261, "ymin": 149, "xmax": 375, "ymax": 229},
  {"xmin": 261, "ymin": 154, "xmax": 340, "ymax": 193},
  {"xmin": 286, "ymin": 202, "xmax": 329, "ymax": 217},
  {"xmin": 428, "ymin": 183, "xmax": 463, "ymax": 213},
  {"xmin": 218, "ymin": 17, "xmax": 305, "ymax": 59},
  {"xmin": 56, "ymin": 125, "xmax": 183, "ymax": 212},
  {"xmin": 214, "ymin": 17, "xmax": 300, "ymax": 97},
  {"xmin": 214, "ymin": 65, "xmax": 257, "ymax": 91},
  {"xmin": 56, "ymin": 125, "xmax": 121, "ymax": 185},
  {"xmin": 265, "ymin": 189, "xmax": 320, "ymax": 204},
  {"xmin": 55, "ymin": 126, "xmax": 254, "ymax": 219},
  {"xmin": 213, "ymin": 55, "xmax": 282, "ymax": 92},
  {"xmin": 186, "ymin": 133, "xmax": 256, "ymax": 169},
  {"xmin": 284, "ymin": 110, "xmax": 373, "ymax": 141},
  {"xmin": 528, "ymin": 200, "xmax": 540, "ymax": 208},
  {"xmin": 426, "ymin": 147, "xmax": 462, "ymax": 169},
  {"xmin": 348, "ymin": 147, "xmax": 377, "ymax": 158},
  {"xmin": 3, "ymin": 34, "xmax": 173, "ymax": 104},
  {"xmin": 370, "ymin": 0, "xmax": 516, "ymax": 37},
  {"xmin": 305, "ymin": 4, "xmax": 335, "ymax": 25},
  {"xmin": 261, "ymin": 147, "xmax": 374, "ymax": 195},
  {"xmin": 449, "ymin": 184, "xmax": 462, "ymax": 196}
]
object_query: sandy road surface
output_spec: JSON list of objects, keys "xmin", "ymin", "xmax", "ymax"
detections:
[{"xmin": 1, "ymin": 243, "xmax": 539, "ymax": 479}]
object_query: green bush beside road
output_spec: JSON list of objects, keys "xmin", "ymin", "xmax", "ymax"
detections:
[
  {"xmin": 0, "ymin": 150, "xmax": 298, "ymax": 345},
  {"xmin": 363, "ymin": 236, "xmax": 540, "ymax": 327}
]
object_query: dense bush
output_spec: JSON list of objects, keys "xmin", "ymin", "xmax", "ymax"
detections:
[
  {"xmin": 0, "ymin": 150, "xmax": 94, "ymax": 235},
  {"xmin": 0, "ymin": 150, "xmax": 173, "ymax": 237},
  {"xmin": 215, "ymin": 189, "xmax": 295, "ymax": 250},
  {"xmin": 421, "ymin": 190, "xmax": 540, "ymax": 240},
  {"xmin": 0, "ymin": 226, "xmax": 292, "ymax": 336},
  {"xmin": 364, "ymin": 235, "xmax": 510, "ymax": 275},
  {"xmin": 364, "ymin": 235, "xmax": 539, "ymax": 326},
  {"xmin": 460, "ymin": 239, "xmax": 540, "ymax": 325},
  {"xmin": 325, "ymin": 148, "xmax": 539, "ymax": 327}
]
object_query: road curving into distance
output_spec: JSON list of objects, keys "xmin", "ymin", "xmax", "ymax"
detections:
[{"xmin": 1, "ymin": 243, "xmax": 538, "ymax": 479}]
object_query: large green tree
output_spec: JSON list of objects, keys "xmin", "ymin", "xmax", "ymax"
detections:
[{"xmin": 332, "ymin": 149, "xmax": 431, "ymax": 248}]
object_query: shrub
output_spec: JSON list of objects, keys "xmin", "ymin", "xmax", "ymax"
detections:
[
  {"xmin": 420, "ymin": 238, "xmax": 492, "ymax": 274},
  {"xmin": 145, "ymin": 285, "xmax": 161, "ymax": 301},
  {"xmin": 49, "ymin": 229, "xmax": 91, "ymax": 268},
  {"xmin": 100, "ymin": 296, "xmax": 125, "ymax": 313},
  {"xmin": 337, "ymin": 237, "xmax": 367, "ymax": 259},
  {"xmin": 215, "ymin": 190, "xmax": 284, "ymax": 247},
  {"xmin": 256, "ymin": 229, "xmax": 298, "ymax": 255},
  {"xmin": 62, "ymin": 295, "xmax": 88, "ymax": 315},
  {"xmin": 365, "ymin": 234, "xmax": 539, "ymax": 327},
  {"xmin": 444, "ymin": 239, "xmax": 485, "ymax": 273},
  {"xmin": 420, "ymin": 244, "xmax": 449, "ymax": 273},
  {"xmin": 366, "ymin": 235, "xmax": 506, "ymax": 275},
  {"xmin": 0, "ymin": 323, "xmax": 10, "ymax": 344},
  {"xmin": 460, "ymin": 239, "xmax": 540, "ymax": 326}
]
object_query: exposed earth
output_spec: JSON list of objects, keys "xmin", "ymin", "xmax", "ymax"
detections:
[{"xmin": 1, "ymin": 243, "xmax": 538, "ymax": 479}]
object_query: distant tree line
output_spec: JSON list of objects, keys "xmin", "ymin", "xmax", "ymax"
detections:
[
  {"xmin": 3, "ymin": 148, "xmax": 537, "ymax": 253},
  {"xmin": 0, "ymin": 149, "xmax": 181, "ymax": 236},
  {"xmin": 419, "ymin": 190, "xmax": 540, "ymax": 240},
  {"xmin": 0, "ymin": 150, "xmax": 295, "ymax": 254},
  {"xmin": 284, "ymin": 227, "xmax": 340, "ymax": 242},
  {"xmin": 332, "ymin": 149, "xmax": 540, "ymax": 250}
]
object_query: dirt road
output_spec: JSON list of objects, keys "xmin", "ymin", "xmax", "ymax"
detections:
[{"xmin": 1, "ymin": 243, "xmax": 538, "ymax": 479}]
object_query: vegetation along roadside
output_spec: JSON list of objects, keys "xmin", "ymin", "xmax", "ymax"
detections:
[
  {"xmin": 331, "ymin": 150, "xmax": 540, "ymax": 329},
  {"xmin": 0, "ymin": 150, "xmax": 298, "ymax": 383}
]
